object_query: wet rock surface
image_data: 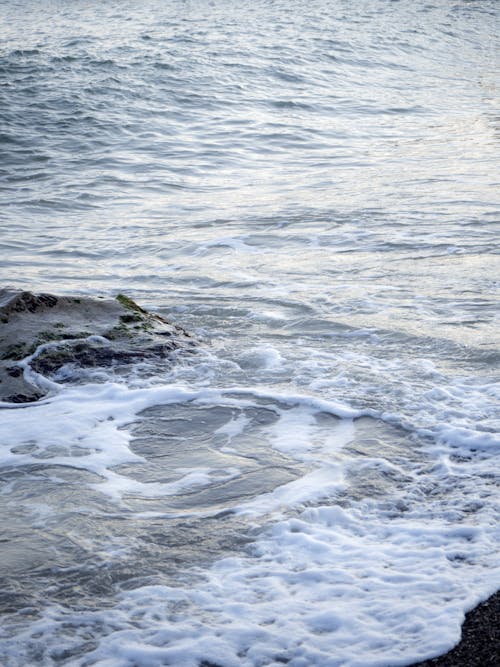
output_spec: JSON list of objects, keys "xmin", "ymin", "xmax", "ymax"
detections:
[{"xmin": 0, "ymin": 289, "xmax": 194, "ymax": 403}]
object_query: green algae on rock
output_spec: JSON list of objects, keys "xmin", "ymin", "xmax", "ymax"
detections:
[{"xmin": 0, "ymin": 289, "xmax": 195, "ymax": 403}]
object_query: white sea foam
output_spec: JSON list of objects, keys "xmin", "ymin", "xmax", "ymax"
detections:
[
  {"xmin": 1, "ymin": 376, "xmax": 498, "ymax": 667},
  {"xmin": 0, "ymin": 381, "xmax": 359, "ymax": 502},
  {"xmin": 1, "ymin": 332, "xmax": 498, "ymax": 667},
  {"xmin": 238, "ymin": 345, "xmax": 284, "ymax": 370},
  {"xmin": 5, "ymin": 480, "xmax": 497, "ymax": 667}
]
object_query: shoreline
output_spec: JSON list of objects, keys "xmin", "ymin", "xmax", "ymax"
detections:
[{"xmin": 408, "ymin": 591, "xmax": 499, "ymax": 667}]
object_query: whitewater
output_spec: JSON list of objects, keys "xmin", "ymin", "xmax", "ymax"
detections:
[{"xmin": 0, "ymin": 1, "xmax": 499, "ymax": 666}]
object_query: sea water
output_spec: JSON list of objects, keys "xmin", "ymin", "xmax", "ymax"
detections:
[{"xmin": 0, "ymin": 1, "xmax": 499, "ymax": 665}]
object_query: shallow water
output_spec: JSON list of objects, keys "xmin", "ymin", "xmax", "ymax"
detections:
[{"xmin": 0, "ymin": 1, "xmax": 499, "ymax": 666}]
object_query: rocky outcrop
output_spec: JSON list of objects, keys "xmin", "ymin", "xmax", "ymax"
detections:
[{"xmin": 0, "ymin": 290, "xmax": 195, "ymax": 403}]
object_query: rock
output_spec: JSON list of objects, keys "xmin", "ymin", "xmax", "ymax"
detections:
[{"xmin": 0, "ymin": 289, "xmax": 195, "ymax": 403}]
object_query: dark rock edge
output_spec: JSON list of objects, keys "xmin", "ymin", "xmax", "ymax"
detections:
[{"xmin": 408, "ymin": 590, "xmax": 499, "ymax": 667}]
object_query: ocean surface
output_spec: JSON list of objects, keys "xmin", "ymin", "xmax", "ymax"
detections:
[{"xmin": 0, "ymin": 1, "xmax": 499, "ymax": 665}]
